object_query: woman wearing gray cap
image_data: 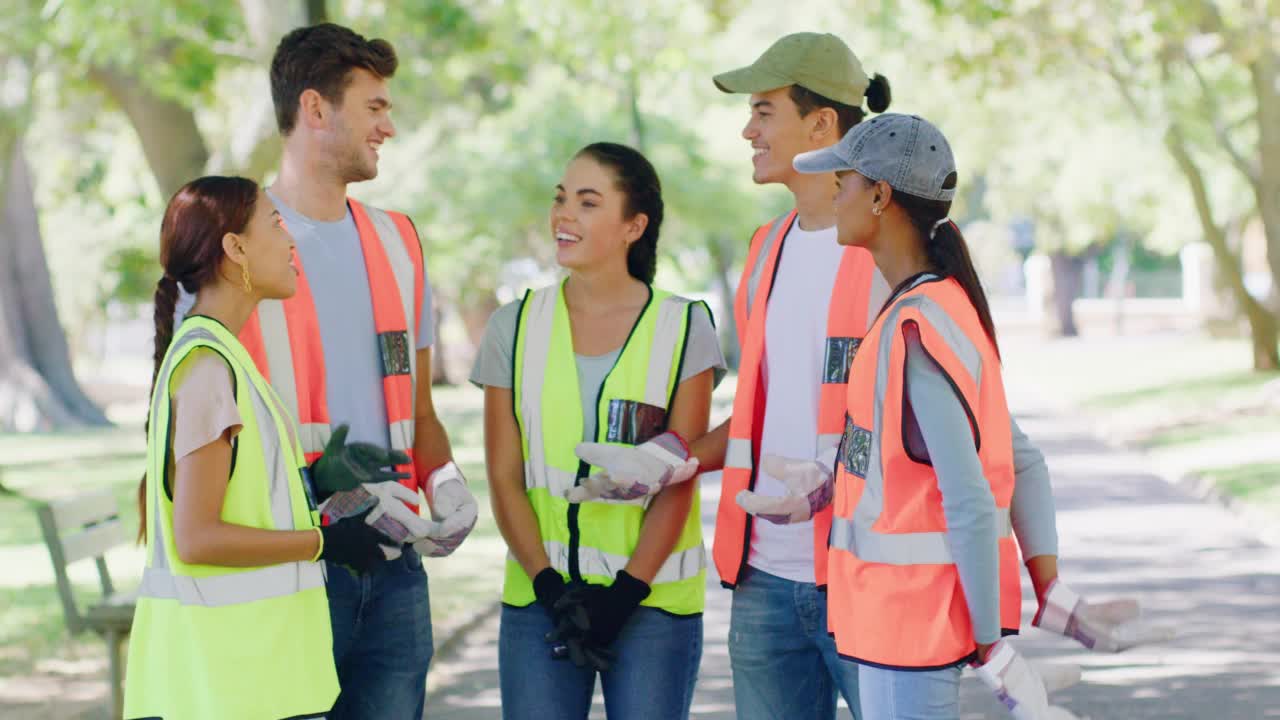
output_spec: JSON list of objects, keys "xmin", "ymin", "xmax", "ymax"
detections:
[{"xmin": 791, "ymin": 114, "xmax": 1079, "ymax": 720}]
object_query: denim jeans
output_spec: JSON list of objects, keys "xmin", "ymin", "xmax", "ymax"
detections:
[
  {"xmin": 857, "ymin": 664, "xmax": 961, "ymax": 720},
  {"xmin": 325, "ymin": 550, "xmax": 433, "ymax": 720},
  {"xmin": 498, "ymin": 602, "xmax": 703, "ymax": 720},
  {"xmin": 728, "ymin": 566, "xmax": 862, "ymax": 720}
]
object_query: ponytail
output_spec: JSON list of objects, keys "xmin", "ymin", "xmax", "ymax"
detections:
[
  {"xmin": 894, "ymin": 191, "xmax": 1000, "ymax": 359},
  {"xmin": 138, "ymin": 275, "xmax": 179, "ymax": 542}
]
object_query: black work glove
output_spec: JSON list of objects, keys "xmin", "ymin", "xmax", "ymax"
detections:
[
  {"xmin": 318, "ymin": 507, "xmax": 388, "ymax": 574},
  {"xmin": 582, "ymin": 570, "xmax": 651, "ymax": 648},
  {"xmin": 534, "ymin": 568, "xmax": 567, "ymax": 613},
  {"xmin": 311, "ymin": 424, "xmax": 411, "ymax": 501},
  {"xmin": 546, "ymin": 582, "xmax": 615, "ymax": 672}
]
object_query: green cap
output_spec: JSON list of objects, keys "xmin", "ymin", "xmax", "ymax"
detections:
[{"xmin": 713, "ymin": 33, "xmax": 869, "ymax": 107}]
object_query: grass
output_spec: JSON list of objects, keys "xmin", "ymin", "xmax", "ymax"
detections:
[
  {"xmin": 997, "ymin": 331, "xmax": 1280, "ymax": 520},
  {"xmin": 0, "ymin": 459, "xmax": 143, "ymax": 547},
  {"xmin": 999, "ymin": 333, "xmax": 1262, "ymax": 408},
  {"xmin": 1197, "ymin": 462, "xmax": 1280, "ymax": 511},
  {"xmin": 0, "ymin": 383, "xmax": 503, "ymax": 709},
  {"xmin": 1086, "ymin": 370, "xmax": 1269, "ymax": 411},
  {"xmin": 1144, "ymin": 414, "xmax": 1280, "ymax": 449}
]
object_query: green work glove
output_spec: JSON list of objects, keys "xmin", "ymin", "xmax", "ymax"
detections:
[{"xmin": 311, "ymin": 424, "xmax": 411, "ymax": 500}]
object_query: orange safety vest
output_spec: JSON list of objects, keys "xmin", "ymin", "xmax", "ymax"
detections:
[
  {"xmin": 826, "ymin": 276, "xmax": 1021, "ymax": 670},
  {"xmin": 711, "ymin": 210, "xmax": 876, "ymax": 588},
  {"xmin": 239, "ymin": 198, "xmax": 425, "ymax": 501}
]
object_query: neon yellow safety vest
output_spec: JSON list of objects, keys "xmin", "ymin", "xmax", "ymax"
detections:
[
  {"xmin": 124, "ymin": 315, "xmax": 338, "ymax": 720},
  {"xmin": 504, "ymin": 282, "xmax": 707, "ymax": 615}
]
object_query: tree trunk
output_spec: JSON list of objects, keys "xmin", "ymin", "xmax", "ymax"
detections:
[
  {"xmin": 304, "ymin": 0, "xmax": 327, "ymax": 24},
  {"xmin": 89, "ymin": 66, "xmax": 209, "ymax": 197},
  {"xmin": 707, "ymin": 235, "xmax": 740, "ymax": 369},
  {"xmin": 1248, "ymin": 50, "xmax": 1280, "ymax": 306},
  {"xmin": 1165, "ymin": 124, "xmax": 1280, "ymax": 370},
  {"xmin": 1047, "ymin": 251, "xmax": 1083, "ymax": 337},
  {"xmin": 0, "ymin": 134, "xmax": 110, "ymax": 430}
]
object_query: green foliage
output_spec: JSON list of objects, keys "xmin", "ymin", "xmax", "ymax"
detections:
[
  {"xmin": 17, "ymin": 0, "xmax": 1278, "ymax": 348},
  {"xmin": 921, "ymin": 0, "xmax": 1273, "ymax": 260},
  {"xmin": 105, "ymin": 246, "xmax": 160, "ymax": 306}
]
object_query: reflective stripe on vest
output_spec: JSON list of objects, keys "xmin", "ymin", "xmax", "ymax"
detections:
[
  {"xmin": 140, "ymin": 321, "xmax": 322, "ymax": 607},
  {"xmin": 712, "ymin": 209, "xmax": 877, "ymax": 588},
  {"xmin": 539, "ymin": 540, "xmax": 707, "ymax": 586},
  {"xmin": 829, "ymin": 507, "xmax": 1013, "ymax": 566},
  {"xmin": 826, "ymin": 277, "xmax": 1021, "ymax": 670},
  {"xmin": 506, "ymin": 282, "xmax": 707, "ymax": 615},
  {"xmin": 239, "ymin": 198, "xmax": 424, "ymax": 499},
  {"xmin": 139, "ymin": 561, "xmax": 324, "ymax": 608}
]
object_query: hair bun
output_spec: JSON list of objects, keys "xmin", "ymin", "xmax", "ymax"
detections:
[{"xmin": 865, "ymin": 74, "xmax": 891, "ymax": 113}]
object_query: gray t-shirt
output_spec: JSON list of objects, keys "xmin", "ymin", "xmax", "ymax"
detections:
[
  {"xmin": 470, "ymin": 297, "xmax": 726, "ymax": 441},
  {"xmin": 176, "ymin": 189, "xmax": 434, "ymax": 449}
]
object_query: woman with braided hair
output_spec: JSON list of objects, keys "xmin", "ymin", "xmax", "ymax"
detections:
[{"xmin": 125, "ymin": 176, "xmax": 399, "ymax": 720}]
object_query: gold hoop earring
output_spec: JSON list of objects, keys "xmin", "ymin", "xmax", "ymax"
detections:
[
  {"xmin": 241, "ymin": 262, "xmax": 253, "ymax": 294},
  {"xmin": 872, "ymin": 207, "xmax": 882, "ymax": 216}
]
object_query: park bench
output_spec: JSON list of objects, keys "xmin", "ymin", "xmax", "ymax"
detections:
[{"xmin": 35, "ymin": 488, "xmax": 135, "ymax": 720}]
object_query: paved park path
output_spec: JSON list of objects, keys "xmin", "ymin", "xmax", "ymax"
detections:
[{"xmin": 424, "ymin": 393, "xmax": 1280, "ymax": 719}]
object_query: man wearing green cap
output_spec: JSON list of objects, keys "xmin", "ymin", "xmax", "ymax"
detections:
[{"xmin": 701, "ymin": 32, "xmax": 889, "ymax": 720}]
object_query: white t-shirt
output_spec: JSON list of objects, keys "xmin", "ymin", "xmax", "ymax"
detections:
[{"xmin": 747, "ymin": 222, "xmax": 889, "ymax": 583}]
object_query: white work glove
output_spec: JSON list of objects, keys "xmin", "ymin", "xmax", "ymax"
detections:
[
  {"xmin": 974, "ymin": 640, "xmax": 1082, "ymax": 720},
  {"xmin": 567, "ymin": 432, "xmax": 699, "ymax": 503},
  {"xmin": 734, "ymin": 450, "xmax": 835, "ymax": 525},
  {"xmin": 1033, "ymin": 580, "xmax": 1175, "ymax": 652},
  {"xmin": 410, "ymin": 462, "xmax": 478, "ymax": 557},
  {"xmin": 362, "ymin": 480, "xmax": 432, "ymax": 544}
]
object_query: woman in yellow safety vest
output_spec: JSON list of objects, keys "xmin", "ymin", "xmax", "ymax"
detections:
[
  {"xmin": 125, "ymin": 176, "xmax": 408, "ymax": 720},
  {"xmin": 472, "ymin": 143, "xmax": 725, "ymax": 719}
]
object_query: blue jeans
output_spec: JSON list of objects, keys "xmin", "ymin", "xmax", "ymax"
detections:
[
  {"xmin": 728, "ymin": 566, "xmax": 861, "ymax": 720},
  {"xmin": 498, "ymin": 602, "xmax": 702, "ymax": 720},
  {"xmin": 326, "ymin": 550, "xmax": 433, "ymax": 720},
  {"xmin": 857, "ymin": 665, "xmax": 961, "ymax": 720}
]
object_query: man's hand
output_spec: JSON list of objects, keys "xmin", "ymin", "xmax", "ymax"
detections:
[
  {"xmin": 735, "ymin": 453, "xmax": 834, "ymax": 524},
  {"xmin": 410, "ymin": 462, "xmax": 478, "ymax": 557},
  {"xmin": 311, "ymin": 424, "xmax": 410, "ymax": 499}
]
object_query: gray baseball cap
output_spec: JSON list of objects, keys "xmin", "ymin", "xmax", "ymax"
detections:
[{"xmin": 792, "ymin": 113, "xmax": 957, "ymax": 202}]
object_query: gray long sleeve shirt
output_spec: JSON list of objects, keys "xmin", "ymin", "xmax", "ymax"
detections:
[{"xmin": 901, "ymin": 317, "xmax": 1056, "ymax": 644}]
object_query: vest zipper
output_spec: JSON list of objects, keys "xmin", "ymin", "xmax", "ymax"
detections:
[{"xmin": 568, "ymin": 286, "xmax": 655, "ymax": 584}]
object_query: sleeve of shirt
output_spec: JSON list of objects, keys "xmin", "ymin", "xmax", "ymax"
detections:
[
  {"xmin": 169, "ymin": 348, "xmax": 243, "ymax": 463},
  {"xmin": 416, "ymin": 238, "xmax": 435, "ymax": 350},
  {"xmin": 469, "ymin": 300, "xmax": 522, "ymax": 389},
  {"xmin": 678, "ymin": 302, "xmax": 728, "ymax": 388},
  {"xmin": 903, "ymin": 325, "xmax": 1002, "ymax": 644},
  {"xmin": 1010, "ymin": 416, "xmax": 1059, "ymax": 559}
]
